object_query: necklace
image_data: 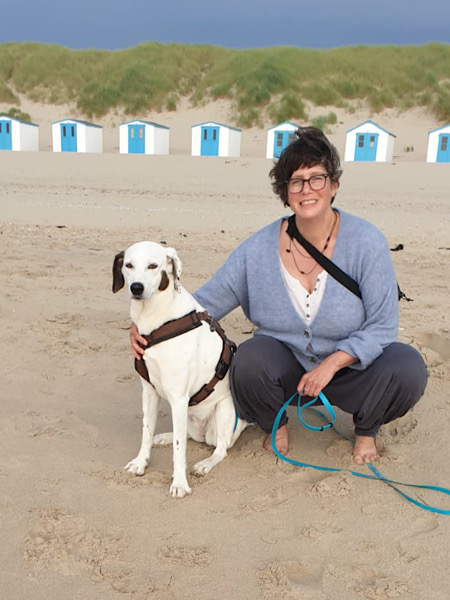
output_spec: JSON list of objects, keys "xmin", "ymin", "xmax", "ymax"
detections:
[{"xmin": 286, "ymin": 211, "xmax": 338, "ymax": 275}]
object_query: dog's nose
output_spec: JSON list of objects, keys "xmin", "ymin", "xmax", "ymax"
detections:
[{"xmin": 130, "ymin": 282, "xmax": 144, "ymax": 296}]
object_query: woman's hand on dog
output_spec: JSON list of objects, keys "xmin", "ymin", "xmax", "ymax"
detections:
[{"xmin": 130, "ymin": 323, "xmax": 147, "ymax": 360}]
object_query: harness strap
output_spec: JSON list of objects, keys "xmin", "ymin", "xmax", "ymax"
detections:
[{"xmin": 134, "ymin": 310, "xmax": 236, "ymax": 407}]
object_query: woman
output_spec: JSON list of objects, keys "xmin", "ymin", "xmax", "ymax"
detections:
[{"xmin": 130, "ymin": 127, "xmax": 427, "ymax": 464}]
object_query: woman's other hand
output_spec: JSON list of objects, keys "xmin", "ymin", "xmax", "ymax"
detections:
[{"xmin": 297, "ymin": 351, "xmax": 357, "ymax": 398}]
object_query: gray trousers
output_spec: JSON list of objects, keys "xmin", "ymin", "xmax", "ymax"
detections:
[{"xmin": 230, "ymin": 336, "xmax": 428, "ymax": 437}]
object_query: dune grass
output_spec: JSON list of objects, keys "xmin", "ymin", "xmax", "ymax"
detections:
[
  {"xmin": 0, "ymin": 107, "xmax": 32, "ymax": 122},
  {"xmin": 0, "ymin": 41, "xmax": 449, "ymax": 126}
]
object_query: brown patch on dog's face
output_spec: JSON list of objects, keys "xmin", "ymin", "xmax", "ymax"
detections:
[
  {"xmin": 158, "ymin": 270, "xmax": 169, "ymax": 291},
  {"xmin": 112, "ymin": 251, "xmax": 125, "ymax": 293}
]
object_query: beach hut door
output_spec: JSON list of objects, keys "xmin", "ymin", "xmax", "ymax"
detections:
[
  {"xmin": 437, "ymin": 134, "xmax": 450, "ymax": 162},
  {"xmin": 0, "ymin": 120, "xmax": 12, "ymax": 150},
  {"xmin": 61, "ymin": 123, "xmax": 77, "ymax": 152},
  {"xmin": 273, "ymin": 131, "xmax": 296, "ymax": 158},
  {"xmin": 354, "ymin": 133, "xmax": 378, "ymax": 161},
  {"xmin": 201, "ymin": 126, "xmax": 219, "ymax": 156},
  {"xmin": 128, "ymin": 124, "xmax": 145, "ymax": 154}
]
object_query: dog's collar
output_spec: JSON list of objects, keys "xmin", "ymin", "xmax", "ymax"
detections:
[{"xmin": 134, "ymin": 310, "xmax": 236, "ymax": 406}]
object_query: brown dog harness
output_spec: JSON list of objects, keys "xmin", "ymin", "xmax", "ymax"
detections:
[{"xmin": 135, "ymin": 310, "xmax": 236, "ymax": 406}]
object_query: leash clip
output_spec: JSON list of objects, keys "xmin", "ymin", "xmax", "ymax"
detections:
[{"xmin": 320, "ymin": 422, "xmax": 333, "ymax": 431}]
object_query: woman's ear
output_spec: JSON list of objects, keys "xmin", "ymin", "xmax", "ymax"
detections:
[{"xmin": 330, "ymin": 179, "xmax": 339, "ymax": 203}]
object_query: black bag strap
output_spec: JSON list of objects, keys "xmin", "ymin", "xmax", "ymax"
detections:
[{"xmin": 286, "ymin": 215, "xmax": 362, "ymax": 299}]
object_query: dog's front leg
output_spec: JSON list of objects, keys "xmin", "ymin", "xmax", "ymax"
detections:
[
  {"xmin": 125, "ymin": 381, "xmax": 159, "ymax": 476},
  {"xmin": 169, "ymin": 395, "xmax": 192, "ymax": 498}
]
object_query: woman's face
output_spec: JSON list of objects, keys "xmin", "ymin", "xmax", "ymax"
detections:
[{"xmin": 286, "ymin": 164, "xmax": 338, "ymax": 220}]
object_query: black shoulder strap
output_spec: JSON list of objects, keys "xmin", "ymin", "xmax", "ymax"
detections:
[{"xmin": 286, "ymin": 215, "xmax": 362, "ymax": 299}]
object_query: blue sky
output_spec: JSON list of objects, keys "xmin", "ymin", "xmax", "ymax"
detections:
[{"xmin": 1, "ymin": 0, "xmax": 449, "ymax": 50}]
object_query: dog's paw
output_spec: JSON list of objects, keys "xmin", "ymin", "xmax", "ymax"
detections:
[
  {"xmin": 191, "ymin": 459, "xmax": 213, "ymax": 477},
  {"xmin": 170, "ymin": 481, "xmax": 192, "ymax": 499},
  {"xmin": 153, "ymin": 433, "xmax": 173, "ymax": 446},
  {"xmin": 124, "ymin": 457, "xmax": 148, "ymax": 476}
]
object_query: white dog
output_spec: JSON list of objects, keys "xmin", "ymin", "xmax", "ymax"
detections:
[{"xmin": 112, "ymin": 241, "xmax": 248, "ymax": 498}]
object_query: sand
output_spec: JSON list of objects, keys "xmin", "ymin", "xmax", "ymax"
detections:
[{"xmin": 1, "ymin": 101, "xmax": 450, "ymax": 600}]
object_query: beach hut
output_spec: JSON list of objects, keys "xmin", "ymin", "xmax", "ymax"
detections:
[
  {"xmin": 266, "ymin": 121, "xmax": 298, "ymax": 159},
  {"xmin": 52, "ymin": 119, "xmax": 103, "ymax": 153},
  {"xmin": 191, "ymin": 122, "xmax": 241, "ymax": 157},
  {"xmin": 0, "ymin": 116, "xmax": 39, "ymax": 151},
  {"xmin": 344, "ymin": 120, "xmax": 396, "ymax": 162},
  {"xmin": 426, "ymin": 124, "xmax": 450, "ymax": 163},
  {"xmin": 119, "ymin": 120, "xmax": 170, "ymax": 155}
]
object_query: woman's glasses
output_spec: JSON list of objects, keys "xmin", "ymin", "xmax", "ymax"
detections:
[{"xmin": 285, "ymin": 173, "xmax": 329, "ymax": 194}]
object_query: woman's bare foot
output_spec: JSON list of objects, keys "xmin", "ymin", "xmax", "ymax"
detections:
[
  {"xmin": 353, "ymin": 435, "xmax": 380, "ymax": 464},
  {"xmin": 263, "ymin": 424, "xmax": 289, "ymax": 456}
]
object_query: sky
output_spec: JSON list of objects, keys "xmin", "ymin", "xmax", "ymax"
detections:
[{"xmin": 0, "ymin": 0, "xmax": 449, "ymax": 50}]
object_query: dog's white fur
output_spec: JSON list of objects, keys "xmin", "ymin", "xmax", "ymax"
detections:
[{"xmin": 113, "ymin": 241, "xmax": 248, "ymax": 498}]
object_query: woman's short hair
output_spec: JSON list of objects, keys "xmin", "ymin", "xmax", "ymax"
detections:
[{"xmin": 269, "ymin": 126, "xmax": 343, "ymax": 207}]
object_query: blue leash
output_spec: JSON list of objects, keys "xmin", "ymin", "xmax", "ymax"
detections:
[{"xmin": 271, "ymin": 392, "xmax": 450, "ymax": 515}]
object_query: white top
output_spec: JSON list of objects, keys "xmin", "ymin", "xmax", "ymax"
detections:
[{"xmin": 280, "ymin": 261, "xmax": 328, "ymax": 324}]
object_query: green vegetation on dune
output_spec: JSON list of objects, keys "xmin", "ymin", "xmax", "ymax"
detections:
[
  {"xmin": 0, "ymin": 106, "xmax": 31, "ymax": 122},
  {"xmin": 1, "ymin": 41, "xmax": 449, "ymax": 126}
]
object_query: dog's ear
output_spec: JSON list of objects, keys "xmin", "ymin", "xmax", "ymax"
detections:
[
  {"xmin": 112, "ymin": 251, "xmax": 125, "ymax": 293},
  {"xmin": 165, "ymin": 247, "xmax": 182, "ymax": 288},
  {"xmin": 158, "ymin": 270, "xmax": 169, "ymax": 291}
]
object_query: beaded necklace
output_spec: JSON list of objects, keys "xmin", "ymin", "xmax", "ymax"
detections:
[{"xmin": 286, "ymin": 210, "xmax": 338, "ymax": 275}]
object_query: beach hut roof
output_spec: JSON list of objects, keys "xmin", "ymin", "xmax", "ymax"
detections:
[
  {"xmin": 427, "ymin": 124, "xmax": 450, "ymax": 134},
  {"xmin": 191, "ymin": 121, "xmax": 241, "ymax": 132},
  {"xmin": 267, "ymin": 121, "xmax": 299, "ymax": 131},
  {"xmin": 0, "ymin": 115, "xmax": 38, "ymax": 127},
  {"xmin": 52, "ymin": 118, "xmax": 103, "ymax": 128},
  {"xmin": 120, "ymin": 120, "xmax": 169, "ymax": 129},
  {"xmin": 346, "ymin": 119, "xmax": 396, "ymax": 138}
]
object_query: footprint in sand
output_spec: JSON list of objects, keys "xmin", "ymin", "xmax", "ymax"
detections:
[
  {"xmin": 247, "ymin": 468, "xmax": 335, "ymax": 512},
  {"xmin": 88, "ymin": 468, "xmax": 170, "ymax": 489},
  {"xmin": 23, "ymin": 411, "xmax": 98, "ymax": 441},
  {"xmin": 249, "ymin": 484, "xmax": 300, "ymax": 512},
  {"xmin": 286, "ymin": 561, "xmax": 324, "ymax": 592},
  {"xmin": 327, "ymin": 564, "xmax": 411, "ymax": 599},
  {"xmin": 23, "ymin": 507, "xmax": 154, "ymax": 595},
  {"xmin": 416, "ymin": 331, "xmax": 450, "ymax": 378},
  {"xmin": 378, "ymin": 412, "xmax": 418, "ymax": 445},
  {"xmin": 325, "ymin": 438, "xmax": 353, "ymax": 462},
  {"xmin": 396, "ymin": 515, "xmax": 439, "ymax": 540},
  {"xmin": 306, "ymin": 473, "xmax": 353, "ymax": 498},
  {"xmin": 258, "ymin": 560, "xmax": 324, "ymax": 600},
  {"xmin": 417, "ymin": 331, "xmax": 450, "ymax": 361},
  {"xmin": 298, "ymin": 522, "xmax": 343, "ymax": 540},
  {"xmin": 395, "ymin": 516, "xmax": 439, "ymax": 562},
  {"xmin": 157, "ymin": 545, "xmax": 210, "ymax": 567},
  {"xmin": 261, "ymin": 520, "xmax": 342, "ymax": 545}
]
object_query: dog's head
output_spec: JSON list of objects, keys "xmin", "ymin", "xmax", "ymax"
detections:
[{"xmin": 112, "ymin": 241, "xmax": 182, "ymax": 299}]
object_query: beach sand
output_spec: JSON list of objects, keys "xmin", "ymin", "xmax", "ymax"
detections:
[{"xmin": 1, "ymin": 102, "xmax": 450, "ymax": 600}]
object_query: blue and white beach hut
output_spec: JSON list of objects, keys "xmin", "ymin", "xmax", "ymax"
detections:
[
  {"xmin": 427, "ymin": 124, "xmax": 450, "ymax": 163},
  {"xmin": 191, "ymin": 122, "xmax": 241, "ymax": 157},
  {"xmin": 0, "ymin": 116, "xmax": 39, "ymax": 151},
  {"xmin": 119, "ymin": 120, "xmax": 170, "ymax": 155},
  {"xmin": 266, "ymin": 121, "xmax": 298, "ymax": 159},
  {"xmin": 345, "ymin": 120, "xmax": 396, "ymax": 162},
  {"xmin": 52, "ymin": 119, "xmax": 103, "ymax": 153}
]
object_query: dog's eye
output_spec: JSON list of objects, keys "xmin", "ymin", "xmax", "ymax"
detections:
[
  {"xmin": 148, "ymin": 263, "xmax": 158, "ymax": 270},
  {"xmin": 125, "ymin": 263, "xmax": 133, "ymax": 269}
]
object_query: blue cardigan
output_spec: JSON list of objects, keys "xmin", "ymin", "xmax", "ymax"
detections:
[{"xmin": 194, "ymin": 210, "xmax": 399, "ymax": 372}]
